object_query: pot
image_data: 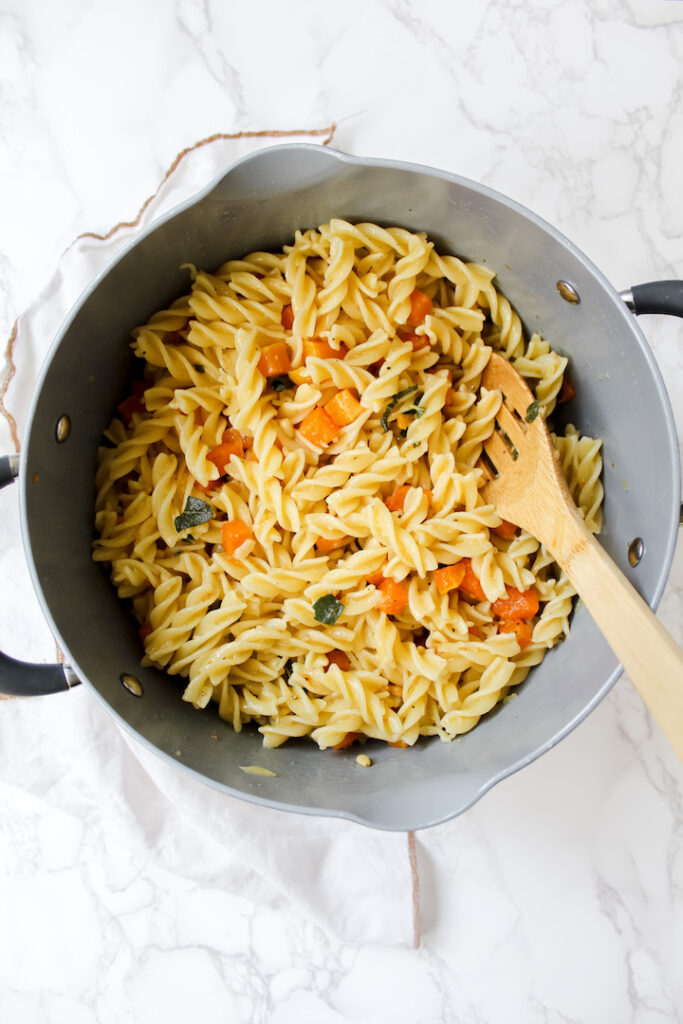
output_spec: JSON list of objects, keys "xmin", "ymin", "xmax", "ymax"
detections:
[{"xmin": 1, "ymin": 145, "xmax": 681, "ymax": 830}]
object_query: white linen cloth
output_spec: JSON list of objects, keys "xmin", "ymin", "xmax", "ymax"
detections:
[{"xmin": 0, "ymin": 130, "xmax": 416, "ymax": 948}]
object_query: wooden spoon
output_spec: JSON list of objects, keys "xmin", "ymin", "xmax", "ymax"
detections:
[{"xmin": 480, "ymin": 351, "xmax": 683, "ymax": 761}]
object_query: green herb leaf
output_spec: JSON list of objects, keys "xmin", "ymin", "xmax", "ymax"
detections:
[
  {"xmin": 270, "ymin": 374, "xmax": 295, "ymax": 392},
  {"xmin": 511, "ymin": 445, "xmax": 519, "ymax": 461},
  {"xmin": 313, "ymin": 594, "xmax": 344, "ymax": 625},
  {"xmin": 174, "ymin": 496, "xmax": 213, "ymax": 532},
  {"xmin": 380, "ymin": 386, "xmax": 418, "ymax": 431},
  {"xmin": 525, "ymin": 400, "xmax": 540, "ymax": 423},
  {"xmin": 193, "ymin": 364, "xmax": 205, "ymax": 373}
]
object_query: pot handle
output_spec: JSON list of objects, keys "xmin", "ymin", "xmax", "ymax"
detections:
[
  {"xmin": 621, "ymin": 280, "xmax": 683, "ymax": 318},
  {"xmin": 0, "ymin": 455, "xmax": 75, "ymax": 697},
  {"xmin": 622, "ymin": 282, "xmax": 683, "ymax": 526}
]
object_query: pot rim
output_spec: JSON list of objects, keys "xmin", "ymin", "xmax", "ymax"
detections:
[{"xmin": 18, "ymin": 144, "xmax": 682, "ymax": 830}]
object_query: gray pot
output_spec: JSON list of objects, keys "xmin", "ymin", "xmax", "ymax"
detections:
[{"xmin": 1, "ymin": 145, "xmax": 681, "ymax": 830}]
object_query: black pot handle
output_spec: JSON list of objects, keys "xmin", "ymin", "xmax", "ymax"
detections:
[
  {"xmin": 620, "ymin": 290, "xmax": 683, "ymax": 527},
  {"xmin": 0, "ymin": 455, "xmax": 76, "ymax": 696},
  {"xmin": 622, "ymin": 281, "xmax": 683, "ymax": 318},
  {"xmin": 0, "ymin": 453, "xmax": 18, "ymax": 489}
]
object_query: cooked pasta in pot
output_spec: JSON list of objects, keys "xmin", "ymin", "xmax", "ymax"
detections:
[{"xmin": 93, "ymin": 221, "xmax": 603, "ymax": 749}]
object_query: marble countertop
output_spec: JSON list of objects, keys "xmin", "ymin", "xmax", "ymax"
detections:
[{"xmin": 1, "ymin": 1, "xmax": 683, "ymax": 1021}]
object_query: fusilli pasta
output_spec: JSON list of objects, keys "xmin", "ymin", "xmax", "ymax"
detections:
[{"xmin": 93, "ymin": 222, "xmax": 603, "ymax": 750}]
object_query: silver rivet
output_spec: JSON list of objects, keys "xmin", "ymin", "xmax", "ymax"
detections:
[
  {"xmin": 120, "ymin": 672, "xmax": 143, "ymax": 697},
  {"xmin": 55, "ymin": 415, "xmax": 71, "ymax": 442},
  {"xmin": 556, "ymin": 281, "xmax": 580, "ymax": 304},
  {"xmin": 628, "ymin": 537, "xmax": 644, "ymax": 567}
]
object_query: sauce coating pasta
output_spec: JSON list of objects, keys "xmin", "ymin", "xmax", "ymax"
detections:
[{"xmin": 93, "ymin": 221, "xmax": 603, "ymax": 749}]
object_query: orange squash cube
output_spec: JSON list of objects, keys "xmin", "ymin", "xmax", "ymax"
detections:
[
  {"xmin": 316, "ymin": 535, "xmax": 346, "ymax": 553},
  {"xmin": 377, "ymin": 578, "xmax": 409, "ymax": 616},
  {"xmin": 458, "ymin": 559, "xmax": 487, "ymax": 602},
  {"xmin": 257, "ymin": 342, "xmax": 291, "ymax": 378},
  {"xmin": 326, "ymin": 650, "xmax": 351, "ymax": 671},
  {"xmin": 324, "ymin": 389, "xmax": 363, "ymax": 427},
  {"xmin": 385, "ymin": 485, "xmax": 431, "ymax": 513},
  {"xmin": 298, "ymin": 406, "xmax": 340, "ymax": 447},
  {"xmin": 332, "ymin": 732, "xmax": 360, "ymax": 750},
  {"xmin": 302, "ymin": 338, "xmax": 348, "ymax": 362},
  {"xmin": 407, "ymin": 288, "xmax": 433, "ymax": 326},
  {"xmin": 207, "ymin": 428, "xmax": 246, "ymax": 474},
  {"xmin": 385, "ymin": 485, "xmax": 412, "ymax": 512},
  {"xmin": 491, "ymin": 587, "xmax": 539, "ymax": 621},
  {"xmin": 367, "ymin": 565, "xmax": 385, "ymax": 587},
  {"xmin": 400, "ymin": 328, "xmax": 431, "ymax": 351},
  {"xmin": 221, "ymin": 519, "xmax": 253, "ymax": 555},
  {"xmin": 433, "ymin": 563, "xmax": 467, "ymax": 595},
  {"xmin": 492, "ymin": 518, "xmax": 519, "ymax": 540},
  {"xmin": 499, "ymin": 620, "xmax": 534, "ymax": 648}
]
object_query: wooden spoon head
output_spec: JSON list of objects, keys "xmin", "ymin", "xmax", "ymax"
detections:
[{"xmin": 480, "ymin": 352, "xmax": 574, "ymax": 541}]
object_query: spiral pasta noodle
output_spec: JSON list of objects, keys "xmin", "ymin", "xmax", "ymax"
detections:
[{"xmin": 93, "ymin": 221, "xmax": 603, "ymax": 750}]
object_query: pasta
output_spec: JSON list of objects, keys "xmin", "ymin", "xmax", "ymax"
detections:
[{"xmin": 93, "ymin": 221, "xmax": 603, "ymax": 750}]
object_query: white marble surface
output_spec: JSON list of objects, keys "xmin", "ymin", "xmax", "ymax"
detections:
[{"xmin": 1, "ymin": 1, "xmax": 683, "ymax": 1021}]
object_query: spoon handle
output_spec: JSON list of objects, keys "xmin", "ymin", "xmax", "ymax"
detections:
[{"xmin": 551, "ymin": 511, "xmax": 683, "ymax": 762}]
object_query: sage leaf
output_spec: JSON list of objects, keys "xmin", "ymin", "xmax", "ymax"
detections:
[
  {"xmin": 270, "ymin": 374, "xmax": 295, "ymax": 392},
  {"xmin": 380, "ymin": 386, "xmax": 418, "ymax": 431},
  {"xmin": 174, "ymin": 496, "xmax": 213, "ymax": 532},
  {"xmin": 313, "ymin": 594, "xmax": 344, "ymax": 625}
]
